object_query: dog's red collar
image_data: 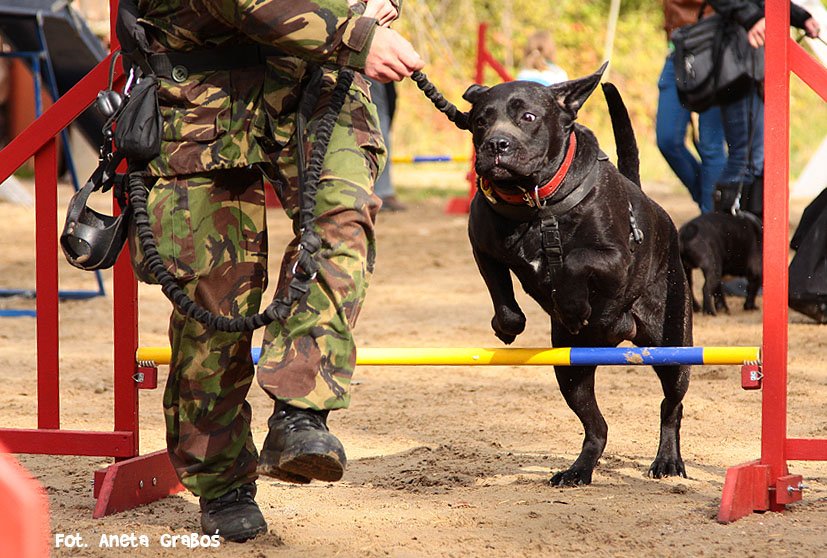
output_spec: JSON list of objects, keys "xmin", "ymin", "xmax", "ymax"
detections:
[{"xmin": 480, "ymin": 132, "xmax": 577, "ymax": 207}]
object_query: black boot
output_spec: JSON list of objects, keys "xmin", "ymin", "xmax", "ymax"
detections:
[
  {"xmin": 742, "ymin": 175, "xmax": 763, "ymax": 220},
  {"xmin": 257, "ymin": 401, "xmax": 346, "ymax": 483},
  {"xmin": 713, "ymin": 182, "xmax": 742, "ymax": 214},
  {"xmin": 200, "ymin": 482, "xmax": 267, "ymax": 543}
]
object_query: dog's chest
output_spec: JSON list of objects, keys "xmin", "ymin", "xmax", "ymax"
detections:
[{"xmin": 497, "ymin": 215, "xmax": 581, "ymax": 291}]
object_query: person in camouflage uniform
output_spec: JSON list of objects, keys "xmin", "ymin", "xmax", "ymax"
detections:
[{"xmin": 127, "ymin": 0, "xmax": 423, "ymax": 542}]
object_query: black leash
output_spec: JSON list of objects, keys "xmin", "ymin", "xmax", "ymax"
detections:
[
  {"xmin": 130, "ymin": 69, "xmax": 466, "ymax": 332},
  {"xmin": 130, "ymin": 67, "xmax": 355, "ymax": 332},
  {"xmin": 410, "ymin": 71, "xmax": 469, "ymax": 130}
]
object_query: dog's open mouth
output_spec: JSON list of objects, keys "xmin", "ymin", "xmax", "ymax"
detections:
[{"xmin": 476, "ymin": 154, "xmax": 529, "ymax": 183}]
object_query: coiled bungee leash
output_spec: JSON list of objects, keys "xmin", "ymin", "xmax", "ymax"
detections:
[{"xmin": 130, "ymin": 69, "xmax": 468, "ymax": 332}]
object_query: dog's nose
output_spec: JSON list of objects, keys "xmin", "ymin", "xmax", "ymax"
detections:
[{"xmin": 488, "ymin": 137, "xmax": 511, "ymax": 154}]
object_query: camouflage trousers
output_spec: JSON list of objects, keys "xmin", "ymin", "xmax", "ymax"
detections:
[{"xmin": 130, "ymin": 83, "xmax": 384, "ymax": 499}]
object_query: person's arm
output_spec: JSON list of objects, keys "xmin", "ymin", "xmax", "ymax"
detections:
[
  {"xmin": 791, "ymin": 3, "xmax": 818, "ymax": 33},
  {"xmin": 202, "ymin": 0, "xmax": 420, "ymax": 77},
  {"xmin": 709, "ymin": 0, "xmax": 818, "ymax": 48},
  {"xmin": 201, "ymin": 0, "xmax": 375, "ymax": 69},
  {"xmin": 706, "ymin": 0, "xmax": 763, "ymax": 31}
]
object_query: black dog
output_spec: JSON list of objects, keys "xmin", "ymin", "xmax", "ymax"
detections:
[
  {"xmin": 463, "ymin": 64, "xmax": 692, "ymax": 486},
  {"xmin": 679, "ymin": 212, "xmax": 762, "ymax": 315}
]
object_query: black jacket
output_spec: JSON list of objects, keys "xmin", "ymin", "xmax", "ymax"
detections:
[{"xmin": 707, "ymin": 0, "xmax": 812, "ymax": 31}]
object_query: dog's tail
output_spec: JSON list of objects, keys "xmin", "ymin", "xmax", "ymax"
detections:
[{"xmin": 601, "ymin": 82, "xmax": 640, "ymax": 187}]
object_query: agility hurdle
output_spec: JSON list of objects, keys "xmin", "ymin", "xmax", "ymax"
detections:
[
  {"xmin": 137, "ymin": 346, "xmax": 760, "ymax": 368},
  {"xmin": 714, "ymin": 0, "xmax": 827, "ymax": 524},
  {"xmin": 0, "ymin": 0, "xmax": 183, "ymax": 520}
]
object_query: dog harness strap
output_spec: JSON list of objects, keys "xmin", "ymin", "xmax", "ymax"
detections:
[
  {"xmin": 542, "ymin": 162, "xmax": 599, "ymax": 216},
  {"xmin": 628, "ymin": 201, "xmax": 644, "ymax": 250},
  {"xmin": 540, "ymin": 212, "xmax": 564, "ymax": 293}
]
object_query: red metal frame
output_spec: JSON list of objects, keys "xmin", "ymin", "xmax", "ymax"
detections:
[
  {"xmin": 445, "ymin": 23, "xmax": 513, "ymax": 214},
  {"xmin": 717, "ymin": 0, "xmax": 827, "ymax": 523},
  {"xmin": 0, "ymin": 0, "xmax": 182, "ymax": 517}
]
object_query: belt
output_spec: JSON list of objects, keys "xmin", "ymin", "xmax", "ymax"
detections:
[{"xmin": 147, "ymin": 44, "xmax": 283, "ymax": 82}]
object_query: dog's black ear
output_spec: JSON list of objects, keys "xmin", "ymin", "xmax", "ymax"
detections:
[
  {"xmin": 462, "ymin": 84, "xmax": 489, "ymax": 104},
  {"xmin": 548, "ymin": 61, "xmax": 609, "ymax": 117}
]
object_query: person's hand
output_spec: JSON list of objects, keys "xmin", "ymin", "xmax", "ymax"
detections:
[
  {"xmin": 364, "ymin": 26, "xmax": 424, "ymax": 82},
  {"xmin": 363, "ymin": 0, "xmax": 398, "ymax": 27},
  {"xmin": 804, "ymin": 17, "xmax": 821, "ymax": 39},
  {"xmin": 747, "ymin": 17, "xmax": 766, "ymax": 48}
]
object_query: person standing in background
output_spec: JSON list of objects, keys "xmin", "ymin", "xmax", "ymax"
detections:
[
  {"xmin": 369, "ymin": 79, "xmax": 406, "ymax": 211},
  {"xmin": 705, "ymin": 0, "xmax": 819, "ymax": 219},
  {"xmin": 515, "ymin": 30, "xmax": 568, "ymax": 86},
  {"xmin": 658, "ymin": 0, "xmax": 726, "ymax": 214}
]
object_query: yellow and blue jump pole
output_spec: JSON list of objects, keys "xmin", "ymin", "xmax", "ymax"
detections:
[
  {"xmin": 391, "ymin": 155, "xmax": 470, "ymax": 164},
  {"xmin": 136, "ymin": 346, "xmax": 760, "ymax": 367}
]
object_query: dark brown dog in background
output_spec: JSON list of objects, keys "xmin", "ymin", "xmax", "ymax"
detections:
[{"xmin": 678, "ymin": 212, "xmax": 762, "ymax": 315}]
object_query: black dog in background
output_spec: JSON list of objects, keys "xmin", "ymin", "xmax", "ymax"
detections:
[
  {"xmin": 679, "ymin": 212, "xmax": 762, "ymax": 315},
  {"xmin": 463, "ymin": 64, "xmax": 692, "ymax": 486}
]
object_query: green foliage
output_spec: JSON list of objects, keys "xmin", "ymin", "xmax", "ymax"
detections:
[{"xmin": 392, "ymin": 1, "xmax": 827, "ymax": 188}]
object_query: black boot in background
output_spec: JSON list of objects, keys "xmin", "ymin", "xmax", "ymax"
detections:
[
  {"xmin": 200, "ymin": 482, "xmax": 267, "ymax": 543},
  {"xmin": 713, "ymin": 182, "xmax": 743, "ymax": 214},
  {"xmin": 741, "ymin": 175, "xmax": 763, "ymax": 220},
  {"xmin": 257, "ymin": 401, "xmax": 347, "ymax": 483}
]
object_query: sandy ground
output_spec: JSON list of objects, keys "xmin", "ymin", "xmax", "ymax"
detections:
[{"xmin": 1, "ymin": 171, "xmax": 827, "ymax": 557}]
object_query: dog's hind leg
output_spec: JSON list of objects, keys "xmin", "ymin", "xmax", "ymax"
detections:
[
  {"xmin": 649, "ymin": 364, "xmax": 689, "ymax": 478},
  {"xmin": 550, "ymin": 363, "xmax": 607, "ymax": 486},
  {"xmin": 700, "ymin": 261, "xmax": 724, "ymax": 315},
  {"xmin": 744, "ymin": 254, "xmax": 762, "ymax": 311},
  {"xmin": 682, "ymin": 259, "xmax": 701, "ymax": 312}
]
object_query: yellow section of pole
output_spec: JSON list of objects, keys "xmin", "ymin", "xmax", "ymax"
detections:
[
  {"xmin": 355, "ymin": 347, "xmax": 573, "ymax": 366},
  {"xmin": 136, "ymin": 346, "xmax": 174, "ymax": 365},
  {"xmin": 702, "ymin": 346, "xmax": 761, "ymax": 365}
]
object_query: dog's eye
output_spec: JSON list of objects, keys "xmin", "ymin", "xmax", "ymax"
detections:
[
  {"xmin": 522, "ymin": 112, "xmax": 537, "ymax": 122},
  {"xmin": 475, "ymin": 116, "xmax": 487, "ymax": 128}
]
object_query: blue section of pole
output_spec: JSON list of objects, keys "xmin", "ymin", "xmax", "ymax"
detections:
[{"xmin": 569, "ymin": 347, "xmax": 706, "ymax": 366}]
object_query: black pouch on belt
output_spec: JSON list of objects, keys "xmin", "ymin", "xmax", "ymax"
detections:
[{"xmin": 114, "ymin": 75, "xmax": 161, "ymax": 164}]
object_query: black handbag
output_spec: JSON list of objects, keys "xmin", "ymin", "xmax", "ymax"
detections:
[{"xmin": 672, "ymin": 4, "xmax": 764, "ymax": 112}]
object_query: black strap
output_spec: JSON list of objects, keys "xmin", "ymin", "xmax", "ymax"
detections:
[
  {"xmin": 536, "ymin": 163, "xmax": 600, "ymax": 296},
  {"xmin": 147, "ymin": 44, "xmax": 283, "ymax": 78},
  {"xmin": 539, "ymin": 212, "xmax": 564, "ymax": 296},
  {"xmin": 697, "ymin": 1, "xmax": 708, "ymax": 21}
]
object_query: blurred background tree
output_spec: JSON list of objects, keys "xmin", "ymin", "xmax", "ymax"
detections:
[
  {"xmin": 391, "ymin": 0, "xmax": 827, "ymax": 188},
  {"xmin": 59, "ymin": 0, "xmax": 827, "ymax": 191}
]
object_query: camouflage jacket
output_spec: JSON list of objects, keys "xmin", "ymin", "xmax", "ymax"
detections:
[{"xmin": 137, "ymin": 0, "xmax": 386, "ymax": 177}]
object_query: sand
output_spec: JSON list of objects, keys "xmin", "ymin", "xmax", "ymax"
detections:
[{"xmin": 1, "ymin": 175, "xmax": 826, "ymax": 557}]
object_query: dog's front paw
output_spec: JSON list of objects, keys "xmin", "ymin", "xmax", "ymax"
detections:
[
  {"xmin": 491, "ymin": 309, "xmax": 526, "ymax": 345},
  {"xmin": 561, "ymin": 316, "xmax": 589, "ymax": 336},
  {"xmin": 494, "ymin": 329, "xmax": 517, "ymax": 345},
  {"xmin": 647, "ymin": 458, "xmax": 687, "ymax": 479},
  {"xmin": 743, "ymin": 301, "xmax": 759, "ymax": 311},
  {"xmin": 549, "ymin": 467, "xmax": 593, "ymax": 487}
]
